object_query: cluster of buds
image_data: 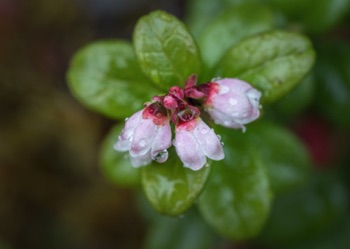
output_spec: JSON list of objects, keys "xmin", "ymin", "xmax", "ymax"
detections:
[{"xmin": 114, "ymin": 75, "xmax": 261, "ymax": 171}]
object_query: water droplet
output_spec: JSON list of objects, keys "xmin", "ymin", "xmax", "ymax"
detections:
[
  {"xmin": 124, "ymin": 117, "xmax": 129, "ymax": 121},
  {"xmin": 205, "ymin": 162, "xmax": 210, "ymax": 168},
  {"xmin": 152, "ymin": 150, "xmax": 168, "ymax": 163},
  {"xmin": 229, "ymin": 98, "xmax": 238, "ymax": 105},
  {"xmin": 200, "ymin": 127, "xmax": 209, "ymax": 135},
  {"xmin": 221, "ymin": 141, "xmax": 225, "ymax": 146},
  {"xmin": 219, "ymin": 85, "xmax": 230, "ymax": 94},
  {"xmin": 217, "ymin": 134, "xmax": 221, "ymax": 140},
  {"xmin": 139, "ymin": 138, "xmax": 147, "ymax": 147}
]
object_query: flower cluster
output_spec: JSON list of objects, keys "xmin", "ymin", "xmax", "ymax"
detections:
[{"xmin": 114, "ymin": 75, "xmax": 261, "ymax": 171}]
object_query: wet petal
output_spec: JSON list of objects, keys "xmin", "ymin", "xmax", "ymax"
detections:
[
  {"xmin": 113, "ymin": 137, "xmax": 130, "ymax": 152},
  {"xmin": 174, "ymin": 127, "xmax": 206, "ymax": 171},
  {"xmin": 151, "ymin": 122, "xmax": 172, "ymax": 155},
  {"xmin": 120, "ymin": 110, "xmax": 143, "ymax": 140},
  {"xmin": 130, "ymin": 151, "xmax": 152, "ymax": 168},
  {"xmin": 193, "ymin": 119, "xmax": 224, "ymax": 161},
  {"xmin": 130, "ymin": 118, "xmax": 157, "ymax": 157}
]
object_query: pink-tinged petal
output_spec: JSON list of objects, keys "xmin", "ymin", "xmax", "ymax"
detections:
[
  {"xmin": 192, "ymin": 119, "xmax": 224, "ymax": 161},
  {"xmin": 151, "ymin": 122, "xmax": 172, "ymax": 157},
  {"xmin": 204, "ymin": 78, "xmax": 261, "ymax": 130},
  {"xmin": 174, "ymin": 127, "xmax": 206, "ymax": 171},
  {"xmin": 113, "ymin": 137, "xmax": 130, "ymax": 152},
  {"xmin": 130, "ymin": 151, "xmax": 152, "ymax": 168},
  {"xmin": 119, "ymin": 110, "xmax": 143, "ymax": 140},
  {"xmin": 218, "ymin": 78, "xmax": 252, "ymax": 93},
  {"xmin": 130, "ymin": 118, "xmax": 157, "ymax": 157}
]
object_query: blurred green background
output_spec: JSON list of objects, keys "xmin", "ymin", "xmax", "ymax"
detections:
[{"xmin": 1, "ymin": 0, "xmax": 350, "ymax": 249}]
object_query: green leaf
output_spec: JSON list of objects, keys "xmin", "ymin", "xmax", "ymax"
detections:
[
  {"xmin": 214, "ymin": 30, "xmax": 315, "ymax": 102},
  {"xmin": 100, "ymin": 124, "xmax": 141, "ymax": 187},
  {"xmin": 133, "ymin": 10, "xmax": 202, "ymax": 90},
  {"xmin": 185, "ymin": 0, "xmax": 226, "ymax": 38},
  {"xmin": 198, "ymin": 128, "xmax": 271, "ymax": 240},
  {"xmin": 198, "ymin": 3, "xmax": 275, "ymax": 68},
  {"xmin": 269, "ymin": 0, "xmax": 350, "ymax": 33},
  {"xmin": 141, "ymin": 148, "xmax": 211, "ymax": 216},
  {"xmin": 144, "ymin": 210, "xmax": 216, "ymax": 249},
  {"xmin": 247, "ymin": 121, "xmax": 311, "ymax": 193},
  {"xmin": 272, "ymin": 73, "xmax": 315, "ymax": 118},
  {"xmin": 67, "ymin": 40, "xmax": 158, "ymax": 119},
  {"xmin": 315, "ymin": 43, "xmax": 350, "ymax": 127},
  {"xmin": 258, "ymin": 173, "xmax": 349, "ymax": 247}
]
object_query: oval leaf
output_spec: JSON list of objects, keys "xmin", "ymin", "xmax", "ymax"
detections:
[
  {"xmin": 198, "ymin": 128, "xmax": 271, "ymax": 240},
  {"xmin": 144, "ymin": 210, "xmax": 216, "ymax": 249},
  {"xmin": 247, "ymin": 121, "xmax": 311, "ymax": 193},
  {"xmin": 133, "ymin": 10, "xmax": 202, "ymax": 90},
  {"xmin": 100, "ymin": 124, "xmax": 141, "ymax": 187},
  {"xmin": 141, "ymin": 149, "xmax": 210, "ymax": 216},
  {"xmin": 67, "ymin": 40, "xmax": 158, "ymax": 119},
  {"xmin": 198, "ymin": 3, "xmax": 274, "ymax": 68},
  {"xmin": 214, "ymin": 30, "xmax": 315, "ymax": 102}
]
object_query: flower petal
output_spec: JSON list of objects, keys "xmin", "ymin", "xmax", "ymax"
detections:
[
  {"xmin": 151, "ymin": 122, "xmax": 172, "ymax": 156},
  {"xmin": 174, "ymin": 127, "xmax": 206, "ymax": 171},
  {"xmin": 130, "ymin": 118, "xmax": 157, "ymax": 157},
  {"xmin": 130, "ymin": 151, "xmax": 152, "ymax": 168},
  {"xmin": 193, "ymin": 118, "xmax": 224, "ymax": 161},
  {"xmin": 120, "ymin": 110, "xmax": 143, "ymax": 141}
]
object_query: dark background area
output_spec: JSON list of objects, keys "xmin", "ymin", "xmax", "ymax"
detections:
[{"xmin": 0, "ymin": 0, "xmax": 186, "ymax": 248}]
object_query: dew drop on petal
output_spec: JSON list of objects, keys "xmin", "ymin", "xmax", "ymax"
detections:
[
  {"xmin": 152, "ymin": 150, "xmax": 169, "ymax": 163},
  {"xmin": 139, "ymin": 138, "xmax": 147, "ymax": 147},
  {"xmin": 125, "ymin": 117, "xmax": 129, "ymax": 121},
  {"xmin": 229, "ymin": 98, "xmax": 238, "ymax": 106},
  {"xmin": 200, "ymin": 127, "xmax": 209, "ymax": 135},
  {"xmin": 217, "ymin": 134, "xmax": 221, "ymax": 140},
  {"xmin": 219, "ymin": 85, "xmax": 230, "ymax": 94},
  {"xmin": 221, "ymin": 141, "xmax": 224, "ymax": 146}
]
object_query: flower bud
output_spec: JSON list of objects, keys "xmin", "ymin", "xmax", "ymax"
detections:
[
  {"xmin": 203, "ymin": 78, "xmax": 261, "ymax": 130},
  {"xmin": 173, "ymin": 117, "xmax": 224, "ymax": 170},
  {"xmin": 114, "ymin": 103, "xmax": 171, "ymax": 167}
]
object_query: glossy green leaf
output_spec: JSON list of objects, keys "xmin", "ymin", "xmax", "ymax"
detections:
[
  {"xmin": 272, "ymin": 73, "xmax": 315, "ymax": 118},
  {"xmin": 214, "ymin": 30, "xmax": 315, "ymax": 102},
  {"xmin": 198, "ymin": 3, "xmax": 274, "ymax": 68},
  {"xmin": 315, "ymin": 43, "xmax": 350, "ymax": 126},
  {"xmin": 67, "ymin": 40, "xmax": 158, "ymax": 119},
  {"xmin": 185, "ymin": 0, "xmax": 226, "ymax": 38},
  {"xmin": 198, "ymin": 128, "xmax": 271, "ymax": 240},
  {"xmin": 141, "ymin": 149, "xmax": 211, "ymax": 216},
  {"xmin": 269, "ymin": 0, "xmax": 350, "ymax": 33},
  {"xmin": 259, "ymin": 173, "xmax": 348, "ymax": 247},
  {"xmin": 133, "ymin": 10, "xmax": 202, "ymax": 90},
  {"xmin": 144, "ymin": 210, "xmax": 216, "ymax": 249},
  {"xmin": 247, "ymin": 121, "xmax": 311, "ymax": 193},
  {"xmin": 100, "ymin": 124, "xmax": 141, "ymax": 187}
]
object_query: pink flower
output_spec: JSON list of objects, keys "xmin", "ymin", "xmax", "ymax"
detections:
[
  {"xmin": 114, "ymin": 103, "xmax": 172, "ymax": 167},
  {"xmin": 173, "ymin": 116, "xmax": 224, "ymax": 170},
  {"xmin": 201, "ymin": 78, "xmax": 261, "ymax": 130}
]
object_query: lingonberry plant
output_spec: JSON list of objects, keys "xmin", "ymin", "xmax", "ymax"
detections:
[
  {"xmin": 67, "ymin": 5, "xmax": 325, "ymax": 244},
  {"xmin": 114, "ymin": 75, "xmax": 261, "ymax": 170}
]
